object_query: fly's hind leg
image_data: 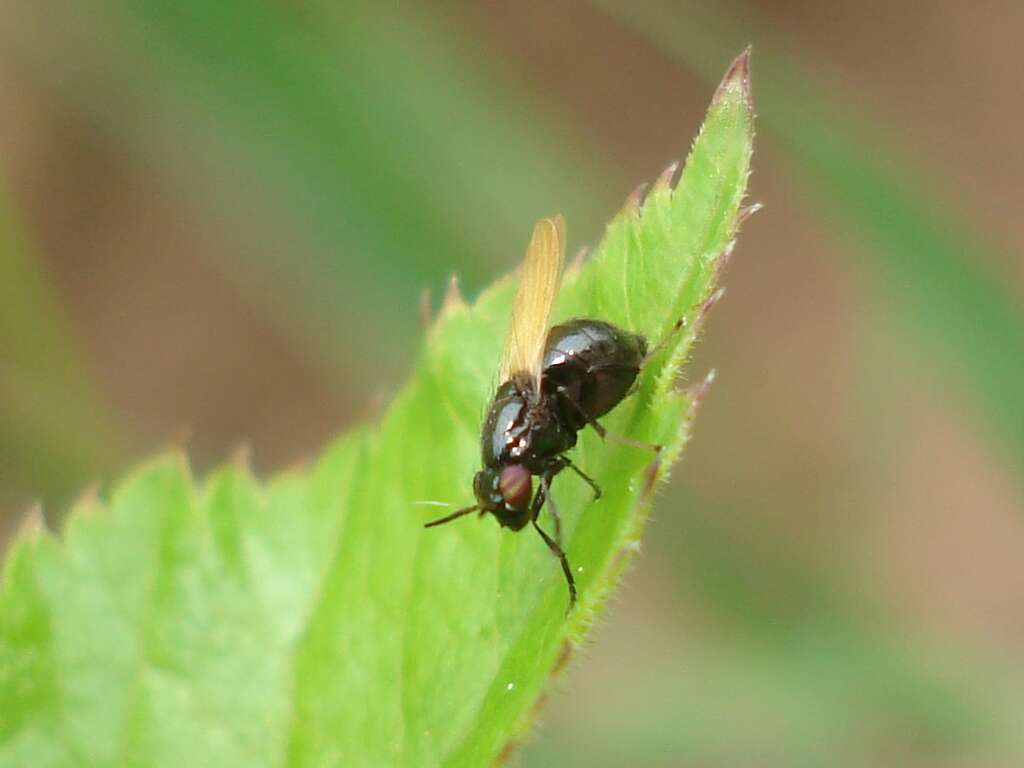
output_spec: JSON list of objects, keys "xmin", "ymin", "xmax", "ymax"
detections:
[
  {"xmin": 556, "ymin": 384, "xmax": 662, "ymax": 454},
  {"xmin": 534, "ymin": 454, "xmax": 601, "ymax": 549},
  {"xmin": 640, "ymin": 289, "xmax": 726, "ymax": 370},
  {"xmin": 561, "ymin": 455, "xmax": 601, "ymax": 500},
  {"xmin": 585, "ymin": 412, "xmax": 661, "ymax": 454},
  {"xmin": 533, "ymin": 460, "xmax": 567, "ymax": 546},
  {"xmin": 639, "ymin": 316, "xmax": 686, "ymax": 370}
]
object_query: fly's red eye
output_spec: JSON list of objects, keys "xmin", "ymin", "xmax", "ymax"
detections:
[{"xmin": 499, "ymin": 465, "xmax": 532, "ymax": 511}]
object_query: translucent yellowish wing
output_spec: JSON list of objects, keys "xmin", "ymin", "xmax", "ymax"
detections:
[{"xmin": 499, "ymin": 215, "xmax": 566, "ymax": 387}]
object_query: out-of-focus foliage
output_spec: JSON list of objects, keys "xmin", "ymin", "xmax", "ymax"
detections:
[{"xmin": 0, "ymin": 187, "xmax": 121, "ymax": 514}]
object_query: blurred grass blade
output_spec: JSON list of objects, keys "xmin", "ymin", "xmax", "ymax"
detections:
[
  {"xmin": 0, "ymin": 55, "xmax": 754, "ymax": 766},
  {"xmin": 0, "ymin": 183, "xmax": 121, "ymax": 514},
  {"xmin": 526, "ymin": 619, "xmax": 1024, "ymax": 765},
  {"xmin": 2, "ymin": 1, "xmax": 615, "ymax": 377},
  {"xmin": 596, "ymin": 0, "xmax": 1024, "ymax": 482}
]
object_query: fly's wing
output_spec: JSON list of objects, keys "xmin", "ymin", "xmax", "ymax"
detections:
[{"xmin": 499, "ymin": 215, "xmax": 566, "ymax": 388}]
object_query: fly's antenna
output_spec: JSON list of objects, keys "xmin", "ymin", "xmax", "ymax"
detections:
[{"xmin": 423, "ymin": 505, "xmax": 480, "ymax": 528}]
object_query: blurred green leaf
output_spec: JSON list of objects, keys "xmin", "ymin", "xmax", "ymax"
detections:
[
  {"xmin": 0, "ymin": 184, "xmax": 121, "ymax": 512},
  {"xmin": 595, "ymin": 0, "xmax": 1024, "ymax": 483},
  {"xmin": 0, "ymin": 56, "xmax": 753, "ymax": 766}
]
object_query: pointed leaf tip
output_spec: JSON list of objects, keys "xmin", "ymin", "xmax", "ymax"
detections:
[
  {"xmin": 699, "ymin": 287, "xmax": 727, "ymax": 320},
  {"xmin": 565, "ymin": 246, "xmax": 589, "ymax": 278},
  {"xmin": 687, "ymin": 368, "xmax": 718, "ymax": 412},
  {"xmin": 714, "ymin": 47, "xmax": 753, "ymax": 108},
  {"xmin": 440, "ymin": 273, "xmax": 465, "ymax": 316},
  {"xmin": 230, "ymin": 442, "xmax": 253, "ymax": 472},
  {"xmin": 739, "ymin": 202, "xmax": 764, "ymax": 223},
  {"xmin": 624, "ymin": 182, "xmax": 650, "ymax": 214},
  {"xmin": 70, "ymin": 482, "xmax": 102, "ymax": 516},
  {"xmin": 16, "ymin": 502, "xmax": 46, "ymax": 539},
  {"xmin": 654, "ymin": 159, "xmax": 682, "ymax": 194}
]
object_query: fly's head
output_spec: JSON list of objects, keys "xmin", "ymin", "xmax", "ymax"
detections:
[{"xmin": 474, "ymin": 464, "xmax": 533, "ymax": 531}]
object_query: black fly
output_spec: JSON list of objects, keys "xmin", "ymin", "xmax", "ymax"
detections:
[{"xmin": 424, "ymin": 217, "xmax": 673, "ymax": 612}]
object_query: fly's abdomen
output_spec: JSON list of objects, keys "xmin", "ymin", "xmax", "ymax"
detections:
[{"xmin": 542, "ymin": 318, "xmax": 647, "ymax": 429}]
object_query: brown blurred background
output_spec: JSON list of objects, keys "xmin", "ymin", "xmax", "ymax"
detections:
[{"xmin": 2, "ymin": 1, "xmax": 1023, "ymax": 765}]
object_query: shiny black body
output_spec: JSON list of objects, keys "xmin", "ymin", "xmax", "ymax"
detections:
[
  {"xmin": 428, "ymin": 316, "xmax": 650, "ymax": 613},
  {"xmin": 477, "ymin": 318, "xmax": 647, "ymax": 532},
  {"xmin": 541, "ymin": 319, "xmax": 648, "ymax": 431},
  {"xmin": 481, "ymin": 376, "xmax": 576, "ymax": 475}
]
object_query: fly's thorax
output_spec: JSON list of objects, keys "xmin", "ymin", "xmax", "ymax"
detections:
[
  {"xmin": 479, "ymin": 372, "xmax": 578, "ymax": 472},
  {"xmin": 480, "ymin": 376, "xmax": 534, "ymax": 467}
]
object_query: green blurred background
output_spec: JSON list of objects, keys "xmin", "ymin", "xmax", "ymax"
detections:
[{"xmin": 2, "ymin": 1, "xmax": 1023, "ymax": 765}]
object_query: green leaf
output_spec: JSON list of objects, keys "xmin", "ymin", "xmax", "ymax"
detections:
[{"xmin": 0, "ymin": 53, "xmax": 754, "ymax": 767}]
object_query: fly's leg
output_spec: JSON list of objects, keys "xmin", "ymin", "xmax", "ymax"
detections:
[
  {"xmin": 587, "ymin": 415, "xmax": 661, "ymax": 454},
  {"xmin": 532, "ymin": 459, "xmax": 568, "ymax": 544},
  {"xmin": 556, "ymin": 384, "xmax": 661, "ymax": 454},
  {"xmin": 639, "ymin": 316, "xmax": 686, "ymax": 369},
  {"xmin": 531, "ymin": 514, "xmax": 576, "ymax": 614},
  {"xmin": 534, "ymin": 464, "xmax": 565, "ymax": 546},
  {"xmin": 640, "ymin": 289, "xmax": 725, "ymax": 370},
  {"xmin": 529, "ymin": 473, "xmax": 576, "ymax": 612},
  {"xmin": 561, "ymin": 455, "xmax": 601, "ymax": 500}
]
